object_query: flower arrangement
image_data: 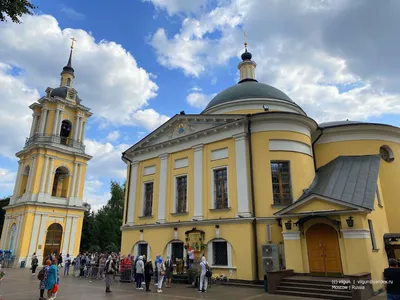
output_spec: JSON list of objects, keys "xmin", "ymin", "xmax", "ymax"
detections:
[{"xmin": 210, "ymin": 273, "xmax": 228, "ymax": 283}]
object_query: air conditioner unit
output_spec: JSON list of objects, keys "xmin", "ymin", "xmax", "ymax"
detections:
[{"xmin": 261, "ymin": 244, "xmax": 279, "ymax": 272}]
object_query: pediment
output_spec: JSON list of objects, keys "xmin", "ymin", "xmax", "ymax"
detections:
[
  {"xmin": 126, "ymin": 114, "xmax": 245, "ymax": 153},
  {"xmin": 275, "ymin": 194, "xmax": 368, "ymax": 217}
]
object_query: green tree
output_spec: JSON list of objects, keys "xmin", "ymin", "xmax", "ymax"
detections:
[
  {"xmin": 80, "ymin": 203, "xmax": 100, "ymax": 252},
  {"xmin": 0, "ymin": 196, "xmax": 10, "ymax": 238},
  {"xmin": 0, "ymin": 0, "xmax": 37, "ymax": 23}
]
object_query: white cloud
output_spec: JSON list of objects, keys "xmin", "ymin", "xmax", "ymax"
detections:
[
  {"xmin": 144, "ymin": 0, "xmax": 207, "ymax": 16},
  {"xmin": 60, "ymin": 7, "xmax": 86, "ymax": 20},
  {"xmin": 131, "ymin": 109, "xmax": 170, "ymax": 131},
  {"xmin": 106, "ymin": 130, "xmax": 120, "ymax": 142},
  {"xmin": 0, "ymin": 168, "xmax": 16, "ymax": 197},
  {"xmin": 83, "ymin": 179, "xmax": 111, "ymax": 212},
  {"xmin": 0, "ymin": 14, "xmax": 160, "ymax": 128},
  {"xmin": 186, "ymin": 92, "xmax": 216, "ymax": 109}
]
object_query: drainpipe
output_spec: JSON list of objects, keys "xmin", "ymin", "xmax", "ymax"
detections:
[
  {"xmin": 312, "ymin": 128, "xmax": 324, "ymax": 171},
  {"xmin": 122, "ymin": 152, "xmax": 132, "ymax": 224},
  {"xmin": 247, "ymin": 114, "xmax": 259, "ymax": 282}
]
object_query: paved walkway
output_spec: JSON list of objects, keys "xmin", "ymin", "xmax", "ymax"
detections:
[{"xmin": 0, "ymin": 268, "xmax": 387, "ymax": 300}]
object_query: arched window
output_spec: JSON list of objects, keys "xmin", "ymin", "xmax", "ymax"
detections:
[
  {"xmin": 8, "ymin": 223, "xmax": 17, "ymax": 251},
  {"xmin": 51, "ymin": 166, "xmax": 70, "ymax": 198},
  {"xmin": 132, "ymin": 241, "xmax": 151, "ymax": 259},
  {"xmin": 66, "ymin": 78, "xmax": 71, "ymax": 87},
  {"xmin": 60, "ymin": 120, "xmax": 72, "ymax": 145},
  {"xmin": 18, "ymin": 165, "xmax": 30, "ymax": 197},
  {"xmin": 206, "ymin": 238, "xmax": 233, "ymax": 267}
]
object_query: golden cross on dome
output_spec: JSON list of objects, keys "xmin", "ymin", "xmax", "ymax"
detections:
[
  {"xmin": 243, "ymin": 31, "xmax": 248, "ymax": 48},
  {"xmin": 70, "ymin": 37, "xmax": 77, "ymax": 49}
]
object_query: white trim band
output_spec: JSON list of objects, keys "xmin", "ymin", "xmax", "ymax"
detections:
[
  {"xmin": 282, "ymin": 231, "xmax": 301, "ymax": 240},
  {"xmin": 341, "ymin": 229, "xmax": 370, "ymax": 239}
]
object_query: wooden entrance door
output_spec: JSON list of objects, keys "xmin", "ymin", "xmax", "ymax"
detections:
[
  {"xmin": 43, "ymin": 223, "xmax": 63, "ymax": 264},
  {"xmin": 306, "ymin": 223, "xmax": 343, "ymax": 276}
]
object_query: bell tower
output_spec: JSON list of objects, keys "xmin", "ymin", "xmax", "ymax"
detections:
[{"xmin": 0, "ymin": 39, "xmax": 92, "ymax": 266}]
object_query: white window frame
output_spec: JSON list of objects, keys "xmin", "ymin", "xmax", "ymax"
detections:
[
  {"xmin": 167, "ymin": 241, "xmax": 186, "ymax": 260},
  {"xmin": 207, "ymin": 239, "xmax": 233, "ymax": 268},
  {"xmin": 134, "ymin": 242, "xmax": 150, "ymax": 259},
  {"xmin": 211, "ymin": 166, "xmax": 229, "ymax": 209},
  {"xmin": 142, "ymin": 180, "xmax": 154, "ymax": 216},
  {"xmin": 173, "ymin": 174, "xmax": 188, "ymax": 213}
]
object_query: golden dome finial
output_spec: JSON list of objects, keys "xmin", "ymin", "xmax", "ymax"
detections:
[
  {"xmin": 243, "ymin": 31, "xmax": 248, "ymax": 50},
  {"xmin": 70, "ymin": 37, "xmax": 77, "ymax": 49}
]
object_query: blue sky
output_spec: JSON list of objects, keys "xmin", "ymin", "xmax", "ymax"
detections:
[{"xmin": 1, "ymin": 0, "xmax": 400, "ymax": 210}]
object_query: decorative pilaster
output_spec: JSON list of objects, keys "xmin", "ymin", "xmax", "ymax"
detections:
[
  {"xmin": 45, "ymin": 157, "xmax": 54, "ymax": 194},
  {"xmin": 234, "ymin": 133, "xmax": 252, "ymax": 217},
  {"xmin": 57, "ymin": 110, "xmax": 63, "ymax": 136},
  {"xmin": 39, "ymin": 109, "xmax": 48, "ymax": 134},
  {"xmin": 74, "ymin": 164, "xmax": 82, "ymax": 198},
  {"xmin": 36, "ymin": 214, "xmax": 48, "ymax": 258},
  {"xmin": 69, "ymin": 163, "xmax": 77, "ymax": 200},
  {"xmin": 127, "ymin": 162, "xmax": 139, "ymax": 224},
  {"xmin": 80, "ymin": 121, "xmax": 86, "ymax": 142},
  {"xmin": 52, "ymin": 109, "xmax": 60, "ymax": 136},
  {"xmin": 68, "ymin": 217, "xmax": 78, "ymax": 255},
  {"xmin": 27, "ymin": 214, "xmax": 41, "ymax": 259},
  {"xmin": 29, "ymin": 113, "xmax": 39, "ymax": 137},
  {"xmin": 13, "ymin": 215, "xmax": 24, "ymax": 254},
  {"xmin": 74, "ymin": 116, "xmax": 82, "ymax": 141},
  {"xmin": 27, "ymin": 156, "xmax": 37, "ymax": 192},
  {"xmin": 62, "ymin": 217, "xmax": 72, "ymax": 255},
  {"xmin": 12, "ymin": 161, "xmax": 23, "ymax": 201},
  {"xmin": 193, "ymin": 144, "xmax": 204, "ymax": 220},
  {"xmin": 158, "ymin": 154, "xmax": 169, "ymax": 223},
  {"xmin": 39, "ymin": 156, "xmax": 49, "ymax": 193},
  {"xmin": 0, "ymin": 217, "xmax": 10, "ymax": 249},
  {"xmin": 77, "ymin": 118, "xmax": 84, "ymax": 142}
]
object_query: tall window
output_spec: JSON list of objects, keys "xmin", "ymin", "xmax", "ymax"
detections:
[
  {"xmin": 138, "ymin": 243, "xmax": 148, "ymax": 257},
  {"xmin": 143, "ymin": 182, "xmax": 154, "ymax": 216},
  {"xmin": 271, "ymin": 161, "xmax": 292, "ymax": 205},
  {"xmin": 214, "ymin": 168, "xmax": 228, "ymax": 209},
  {"xmin": 368, "ymin": 220, "xmax": 378, "ymax": 250},
  {"xmin": 176, "ymin": 176, "xmax": 187, "ymax": 213},
  {"xmin": 213, "ymin": 241, "xmax": 228, "ymax": 266}
]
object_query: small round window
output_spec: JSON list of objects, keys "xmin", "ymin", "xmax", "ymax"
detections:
[{"xmin": 380, "ymin": 145, "xmax": 394, "ymax": 162}]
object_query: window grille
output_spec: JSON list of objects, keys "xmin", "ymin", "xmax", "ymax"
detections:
[
  {"xmin": 176, "ymin": 176, "xmax": 187, "ymax": 213},
  {"xmin": 143, "ymin": 182, "xmax": 154, "ymax": 216},
  {"xmin": 271, "ymin": 162, "xmax": 292, "ymax": 205},
  {"xmin": 214, "ymin": 168, "xmax": 228, "ymax": 209},
  {"xmin": 213, "ymin": 241, "xmax": 228, "ymax": 266}
]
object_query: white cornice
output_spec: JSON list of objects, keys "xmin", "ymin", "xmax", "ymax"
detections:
[
  {"xmin": 341, "ymin": 229, "xmax": 370, "ymax": 239},
  {"xmin": 5, "ymin": 201, "xmax": 86, "ymax": 211},
  {"xmin": 16, "ymin": 143, "xmax": 92, "ymax": 160},
  {"xmin": 282, "ymin": 231, "xmax": 301, "ymax": 240}
]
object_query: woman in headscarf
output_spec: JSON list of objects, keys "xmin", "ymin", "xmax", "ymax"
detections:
[
  {"xmin": 46, "ymin": 258, "xmax": 58, "ymax": 299},
  {"xmin": 199, "ymin": 256, "xmax": 209, "ymax": 293},
  {"xmin": 39, "ymin": 259, "xmax": 51, "ymax": 300},
  {"xmin": 135, "ymin": 256, "xmax": 144, "ymax": 290},
  {"xmin": 157, "ymin": 256, "xmax": 166, "ymax": 293},
  {"xmin": 144, "ymin": 259, "xmax": 154, "ymax": 292}
]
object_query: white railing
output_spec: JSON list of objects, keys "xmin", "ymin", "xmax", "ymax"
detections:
[{"xmin": 24, "ymin": 134, "xmax": 85, "ymax": 152}]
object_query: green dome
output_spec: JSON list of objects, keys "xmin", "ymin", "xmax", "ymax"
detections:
[{"xmin": 204, "ymin": 80, "xmax": 294, "ymax": 111}]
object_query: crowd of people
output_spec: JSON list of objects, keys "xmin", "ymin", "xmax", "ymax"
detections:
[{"xmin": 30, "ymin": 250, "xmax": 212, "ymax": 298}]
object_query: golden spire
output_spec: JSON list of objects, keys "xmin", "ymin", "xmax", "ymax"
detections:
[
  {"xmin": 70, "ymin": 37, "xmax": 77, "ymax": 49},
  {"xmin": 243, "ymin": 31, "xmax": 248, "ymax": 50}
]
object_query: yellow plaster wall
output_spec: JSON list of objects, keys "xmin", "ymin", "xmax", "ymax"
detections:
[
  {"xmin": 290, "ymin": 199, "xmax": 351, "ymax": 214},
  {"xmin": 251, "ymin": 131, "xmax": 314, "ymax": 217},
  {"xmin": 224, "ymin": 109, "xmax": 263, "ymax": 115},
  {"xmin": 314, "ymin": 140, "xmax": 400, "ymax": 233}
]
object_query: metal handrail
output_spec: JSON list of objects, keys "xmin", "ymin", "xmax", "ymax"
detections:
[{"xmin": 24, "ymin": 133, "xmax": 85, "ymax": 152}]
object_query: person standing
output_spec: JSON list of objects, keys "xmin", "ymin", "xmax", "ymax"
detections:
[
  {"xmin": 38, "ymin": 260, "xmax": 51, "ymax": 300},
  {"xmin": 57, "ymin": 253, "xmax": 63, "ymax": 268},
  {"xmin": 31, "ymin": 253, "xmax": 39, "ymax": 276},
  {"xmin": 165, "ymin": 256, "xmax": 173, "ymax": 288},
  {"xmin": 46, "ymin": 258, "xmax": 58, "ymax": 300},
  {"xmin": 135, "ymin": 256, "xmax": 144, "ymax": 290},
  {"xmin": 98, "ymin": 254, "xmax": 106, "ymax": 280},
  {"xmin": 188, "ymin": 247, "xmax": 195, "ymax": 268},
  {"xmin": 157, "ymin": 256, "xmax": 166, "ymax": 293},
  {"xmin": 144, "ymin": 259, "xmax": 154, "ymax": 292},
  {"xmin": 105, "ymin": 255, "xmax": 116, "ymax": 293},
  {"xmin": 154, "ymin": 255, "xmax": 159, "ymax": 286},
  {"xmin": 384, "ymin": 258, "xmax": 400, "ymax": 300},
  {"xmin": 64, "ymin": 254, "xmax": 71, "ymax": 276},
  {"xmin": 199, "ymin": 256, "xmax": 208, "ymax": 293}
]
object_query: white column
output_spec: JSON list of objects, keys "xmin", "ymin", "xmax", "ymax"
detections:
[
  {"xmin": 193, "ymin": 144, "xmax": 204, "ymax": 220},
  {"xmin": 36, "ymin": 214, "xmax": 48, "ymax": 258},
  {"xmin": 74, "ymin": 164, "xmax": 82, "ymax": 198},
  {"xmin": 29, "ymin": 114, "xmax": 39, "ymax": 137},
  {"xmin": 234, "ymin": 133, "xmax": 251, "ymax": 217},
  {"xmin": 27, "ymin": 156, "xmax": 37, "ymax": 192},
  {"xmin": 14, "ymin": 215, "xmax": 24, "ymax": 254},
  {"xmin": 39, "ymin": 109, "xmax": 48, "ymax": 134},
  {"xmin": 158, "ymin": 154, "xmax": 169, "ymax": 223},
  {"xmin": 73, "ymin": 116, "xmax": 81, "ymax": 141},
  {"xmin": 27, "ymin": 214, "xmax": 41, "ymax": 259},
  {"xmin": 78, "ymin": 118, "xmax": 84, "ymax": 142},
  {"xmin": 12, "ymin": 161, "xmax": 23, "ymax": 199},
  {"xmin": 127, "ymin": 162, "xmax": 139, "ymax": 224},
  {"xmin": 69, "ymin": 163, "xmax": 77, "ymax": 199},
  {"xmin": 57, "ymin": 110, "xmax": 63, "ymax": 136},
  {"xmin": 62, "ymin": 217, "xmax": 72, "ymax": 255},
  {"xmin": 45, "ymin": 158, "xmax": 54, "ymax": 194},
  {"xmin": 0, "ymin": 217, "xmax": 10, "ymax": 249},
  {"xmin": 39, "ymin": 156, "xmax": 49, "ymax": 193},
  {"xmin": 68, "ymin": 217, "xmax": 78, "ymax": 255},
  {"xmin": 52, "ymin": 110, "xmax": 60, "ymax": 136},
  {"xmin": 80, "ymin": 121, "xmax": 86, "ymax": 142}
]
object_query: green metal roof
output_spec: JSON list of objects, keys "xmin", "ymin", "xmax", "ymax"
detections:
[{"xmin": 204, "ymin": 80, "xmax": 294, "ymax": 111}]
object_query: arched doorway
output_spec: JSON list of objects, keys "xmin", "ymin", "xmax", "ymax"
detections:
[
  {"xmin": 43, "ymin": 223, "xmax": 63, "ymax": 263},
  {"xmin": 132, "ymin": 241, "xmax": 151, "ymax": 260},
  {"xmin": 52, "ymin": 167, "xmax": 70, "ymax": 198},
  {"xmin": 306, "ymin": 223, "xmax": 343, "ymax": 276},
  {"xmin": 60, "ymin": 120, "xmax": 72, "ymax": 145},
  {"xmin": 8, "ymin": 223, "xmax": 17, "ymax": 251}
]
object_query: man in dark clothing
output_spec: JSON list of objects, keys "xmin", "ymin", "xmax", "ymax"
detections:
[{"xmin": 384, "ymin": 258, "xmax": 400, "ymax": 300}]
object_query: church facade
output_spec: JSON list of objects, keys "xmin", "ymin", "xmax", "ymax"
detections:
[
  {"xmin": 121, "ymin": 45, "xmax": 399, "ymax": 293},
  {"xmin": 0, "ymin": 41, "xmax": 92, "ymax": 266}
]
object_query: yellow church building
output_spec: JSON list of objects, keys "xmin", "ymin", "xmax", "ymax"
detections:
[
  {"xmin": 0, "ymin": 40, "xmax": 91, "ymax": 267},
  {"xmin": 120, "ymin": 44, "xmax": 400, "ymax": 298}
]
